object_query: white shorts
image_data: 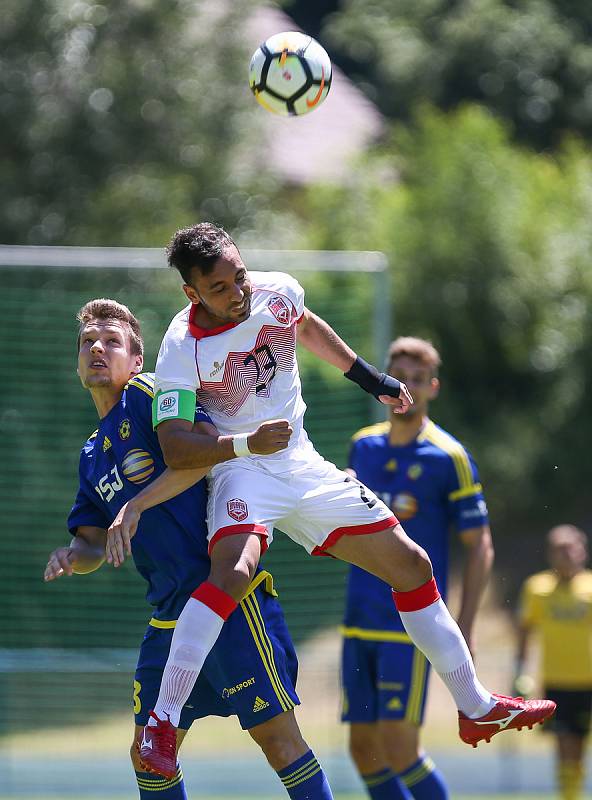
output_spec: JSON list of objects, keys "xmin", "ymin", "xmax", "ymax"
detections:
[{"xmin": 206, "ymin": 450, "xmax": 397, "ymax": 555}]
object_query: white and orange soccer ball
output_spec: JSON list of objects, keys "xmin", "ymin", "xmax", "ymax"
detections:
[{"xmin": 249, "ymin": 31, "xmax": 332, "ymax": 117}]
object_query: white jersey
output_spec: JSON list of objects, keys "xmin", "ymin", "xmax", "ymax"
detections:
[{"xmin": 154, "ymin": 271, "xmax": 313, "ymax": 472}]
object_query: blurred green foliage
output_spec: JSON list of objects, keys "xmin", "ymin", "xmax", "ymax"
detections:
[
  {"xmin": 293, "ymin": 0, "xmax": 592, "ymax": 149},
  {"xmin": 0, "ymin": 0, "xmax": 270, "ymax": 245},
  {"xmin": 288, "ymin": 104, "xmax": 592, "ymax": 576},
  {"xmin": 3, "ymin": 0, "xmax": 592, "ymax": 599}
]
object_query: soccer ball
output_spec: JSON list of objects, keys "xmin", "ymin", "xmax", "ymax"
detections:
[{"xmin": 249, "ymin": 31, "xmax": 332, "ymax": 117}]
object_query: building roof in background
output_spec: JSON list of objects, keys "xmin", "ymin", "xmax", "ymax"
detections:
[{"xmin": 246, "ymin": 4, "xmax": 384, "ymax": 184}]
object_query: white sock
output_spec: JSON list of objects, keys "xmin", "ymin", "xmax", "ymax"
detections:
[
  {"xmin": 398, "ymin": 597, "xmax": 496, "ymax": 718},
  {"xmin": 149, "ymin": 596, "xmax": 226, "ymax": 727}
]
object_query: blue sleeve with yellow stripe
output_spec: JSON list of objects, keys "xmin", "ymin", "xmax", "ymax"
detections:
[
  {"xmin": 68, "ymin": 443, "xmax": 112, "ymax": 534},
  {"xmin": 443, "ymin": 443, "xmax": 488, "ymax": 533}
]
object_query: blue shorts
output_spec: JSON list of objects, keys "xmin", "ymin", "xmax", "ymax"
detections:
[
  {"xmin": 134, "ymin": 573, "xmax": 300, "ymax": 731},
  {"xmin": 340, "ymin": 633, "xmax": 430, "ymax": 725}
]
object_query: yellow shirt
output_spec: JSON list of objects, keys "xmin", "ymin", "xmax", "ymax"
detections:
[{"xmin": 519, "ymin": 569, "xmax": 592, "ymax": 689}]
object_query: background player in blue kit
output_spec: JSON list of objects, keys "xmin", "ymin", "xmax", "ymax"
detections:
[
  {"xmin": 44, "ymin": 298, "xmax": 334, "ymax": 800},
  {"xmin": 341, "ymin": 336, "xmax": 495, "ymax": 800}
]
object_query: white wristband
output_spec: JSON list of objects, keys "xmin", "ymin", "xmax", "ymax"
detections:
[{"xmin": 232, "ymin": 433, "xmax": 252, "ymax": 458}]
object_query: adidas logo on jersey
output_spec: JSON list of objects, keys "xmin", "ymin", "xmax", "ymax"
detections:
[
  {"xmin": 103, "ymin": 436, "xmax": 112, "ymax": 452},
  {"xmin": 253, "ymin": 696, "xmax": 270, "ymax": 713}
]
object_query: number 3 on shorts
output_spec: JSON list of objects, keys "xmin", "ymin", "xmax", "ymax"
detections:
[{"xmin": 133, "ymin": 679, "xmax": 142, "ymax": 714}]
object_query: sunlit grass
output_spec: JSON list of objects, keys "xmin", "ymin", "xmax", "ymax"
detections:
[{"xmin": 0, "ymin": 795, "xmax": 557, "ymax": 800}]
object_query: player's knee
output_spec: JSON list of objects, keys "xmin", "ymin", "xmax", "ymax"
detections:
[
  {"xmin": 392, "ymin": 531, "xmax": 433, "ymax": 589},
  {"xmin": 382, "ymin": 739, "xmax": 419, "ymax": 773},
  {"xmin": 209, "ymin": 535, "xmax": 261, "ymax": 601},
  {"xmin": 209, "ymin": 559, "xmax": 255, "ymax": 600},
  {"xmin": 257, "ymin": 732, "xmax": 308, "ymax": 770},
  {"xmin": 349, "ymin": 725, "xmax": 383, "ymax": 771},
  {"xmin": 411, "ymin": 543, "xmax": 433, "ymax": 584},
  {"xmin": 349, "ymin": 735, "xmax": 381, "ymax": 771}
]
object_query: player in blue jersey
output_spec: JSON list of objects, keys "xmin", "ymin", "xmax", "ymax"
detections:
[
  {"xmin": 44, "ymin": 298, "xmax": 334, "ymax": 800},
  {"xmin": 341, "ymin": 337, "xmax": 495, "ymax": 800}
]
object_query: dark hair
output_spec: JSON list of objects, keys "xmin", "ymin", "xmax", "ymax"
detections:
[
  {"xmin": 76, "ymin": 298, "xmax": 143, "ymax": 356},
  {"xmin": 166, "ymin": 222, "xmax": 236, "ymax": 283},
  {"xmin": 386, "ymin": 336, "xmax": 441, "ymax": 375}
]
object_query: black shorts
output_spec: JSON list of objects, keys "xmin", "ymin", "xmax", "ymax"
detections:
[{"xmin": 544, "ymin": 687, "xmax": 592, "ymax": 737}]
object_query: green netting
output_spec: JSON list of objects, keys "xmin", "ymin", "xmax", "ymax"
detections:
[{"xmin": 0, "ymin": 251, "xmax": 390, "ymax": 740}]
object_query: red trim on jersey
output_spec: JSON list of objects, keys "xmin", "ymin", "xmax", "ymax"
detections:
[
  {"xmin": 208, "ymin": 524, "xmax": 269, "ymax": 556},
  {"xmin": 392, "ymin": 577, "xmax": 441, "ymax": 612},
  {"xmin": 194, "ymin": 336, "xmax": 202, "ymax": 387},
  {"xmin": 311, "ymin": 515, "xmax": 398, "ymax": 556},
  {"xmin": 188, "ymin": 303, "xmax": 239, "ymax": 340},
  {"xmin": 296, "ymin": 312, "xmax": 304, "ymax": 324},
  {"xmin": 191, "ymin": 581, "xmax": 237, "ymax": 620}
]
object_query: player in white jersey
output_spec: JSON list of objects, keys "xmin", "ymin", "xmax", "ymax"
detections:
[{"xmin": 110, "ymin": 223, "xmax": 555, "ymax": 781}]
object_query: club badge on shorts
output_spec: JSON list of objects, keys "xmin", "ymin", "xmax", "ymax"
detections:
[{"xmin": 227, "ymin": 498, "xmax": 248, "ymax": 522}]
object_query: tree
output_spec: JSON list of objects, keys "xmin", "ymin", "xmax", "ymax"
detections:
[
  {"xmin": 0, "ymin": 0, "xmax": 266, "ymax": 245},
  {"xmin": 289, "ymin": 105, "xmax": 592, "ymax": 576},
  {"xmin": 286, "ymin": 0, "xmax": 592, "ymax": 148}
]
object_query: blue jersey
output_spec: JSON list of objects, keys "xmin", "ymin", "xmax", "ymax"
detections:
[
  {"xmin": 67, "ymin": 372, "xmax": 212, "ymax": 621},
  {"xmin": 343, "ymin": 419, "xmax": 488, "ymax": 632}
]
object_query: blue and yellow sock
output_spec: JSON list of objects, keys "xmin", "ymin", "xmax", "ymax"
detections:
[
  {"xmin": 361, "ymin": 767, "xmax": 412, "ymax": 799},
  {"xmin": 277, "ymin": 750, "xmax": 333, "ymax": 799},
  {"xmin": 135, "ymin": 764, "xmax": 187, "ymax": 798},
  {"xmin": 398, "ymin": 756, "xmax": 448, "ymax": 800}
]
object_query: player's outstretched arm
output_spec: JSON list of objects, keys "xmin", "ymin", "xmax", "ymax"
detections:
[
  {"xmin": 106, "ymin": 465, "xmax": 209, "ymax": 567},
  {"xmin": 157, "ymin": 418, "xmax": 293, "ymax": 470},
  {"xmin": 513, "ymin": 623, "xmax": 535, "ymax": 698},
  {"xmin": 457, "ymin": 525, "xmax": 495, "ymax": 653},
  {"xmin": 296, "ymin": 307, "xmax": 413, "ymax": 413},
  {"xmin": 513, "ymin": 589, "xmax": 536, "ymax": 698},
  {"xmin": 44, "ymin": 526, "xmax": 106, "ymax": 581}
]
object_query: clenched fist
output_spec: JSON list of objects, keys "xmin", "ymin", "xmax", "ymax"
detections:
[{"xmin": 247, "ymin": 419, "xmax": 292, "ymax": 455}]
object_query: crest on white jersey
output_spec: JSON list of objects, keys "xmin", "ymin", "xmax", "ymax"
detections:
[{"xmin": 267, "ymin": 295, "xmax": 290, "ymax": 324}]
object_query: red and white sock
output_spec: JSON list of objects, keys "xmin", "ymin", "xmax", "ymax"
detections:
[
  {"xmin": 393, "ymin": 578, "xmax": 495, "ymax": 719},
  {"xmin": 149, "ymin": 582, "xmax": 237, "ymax": 727}
]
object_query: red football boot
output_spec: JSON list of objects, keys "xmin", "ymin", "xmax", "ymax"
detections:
[
  {"xmin": 137, "ymin": 711, "xmax": 178, "ymax": 778},
  {"xmin": 459, "ymin": 693, "xmax": 556, "ymax": 747}
]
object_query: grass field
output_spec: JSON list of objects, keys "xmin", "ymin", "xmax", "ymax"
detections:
[
  {"xmin": 0, "ymin": 796, "xmax": 559, "ymax": 800},
  {"xmin": 0, "ymin": 794, "xmax": 576, "ymax": 800},
  {"xmin": 3, "ymin": 618, "xmax": 572, "ymax": 799}
]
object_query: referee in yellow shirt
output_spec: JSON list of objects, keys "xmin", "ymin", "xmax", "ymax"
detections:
[{"xmin": 515, "ymin": 525, "xmax": 592, "ymax": 800}]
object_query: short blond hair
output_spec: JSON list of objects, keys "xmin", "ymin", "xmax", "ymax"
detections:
[
  {"xmin": 386, "ymin": 336, "xmax": 441, "ymax": 374},
  {"xmin": 77, "ymin": 298, "xmax": 143, "ymax": 356}
]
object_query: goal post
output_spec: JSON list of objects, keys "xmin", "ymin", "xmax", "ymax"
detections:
[{"xmin": 0, "ymin": 244, "xmax": 392, "ymax": 782}]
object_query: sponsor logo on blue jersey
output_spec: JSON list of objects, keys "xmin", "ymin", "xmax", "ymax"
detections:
[{"xmin": 122, "ymin": 448, "xmax": 155, "ymax": 484}]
